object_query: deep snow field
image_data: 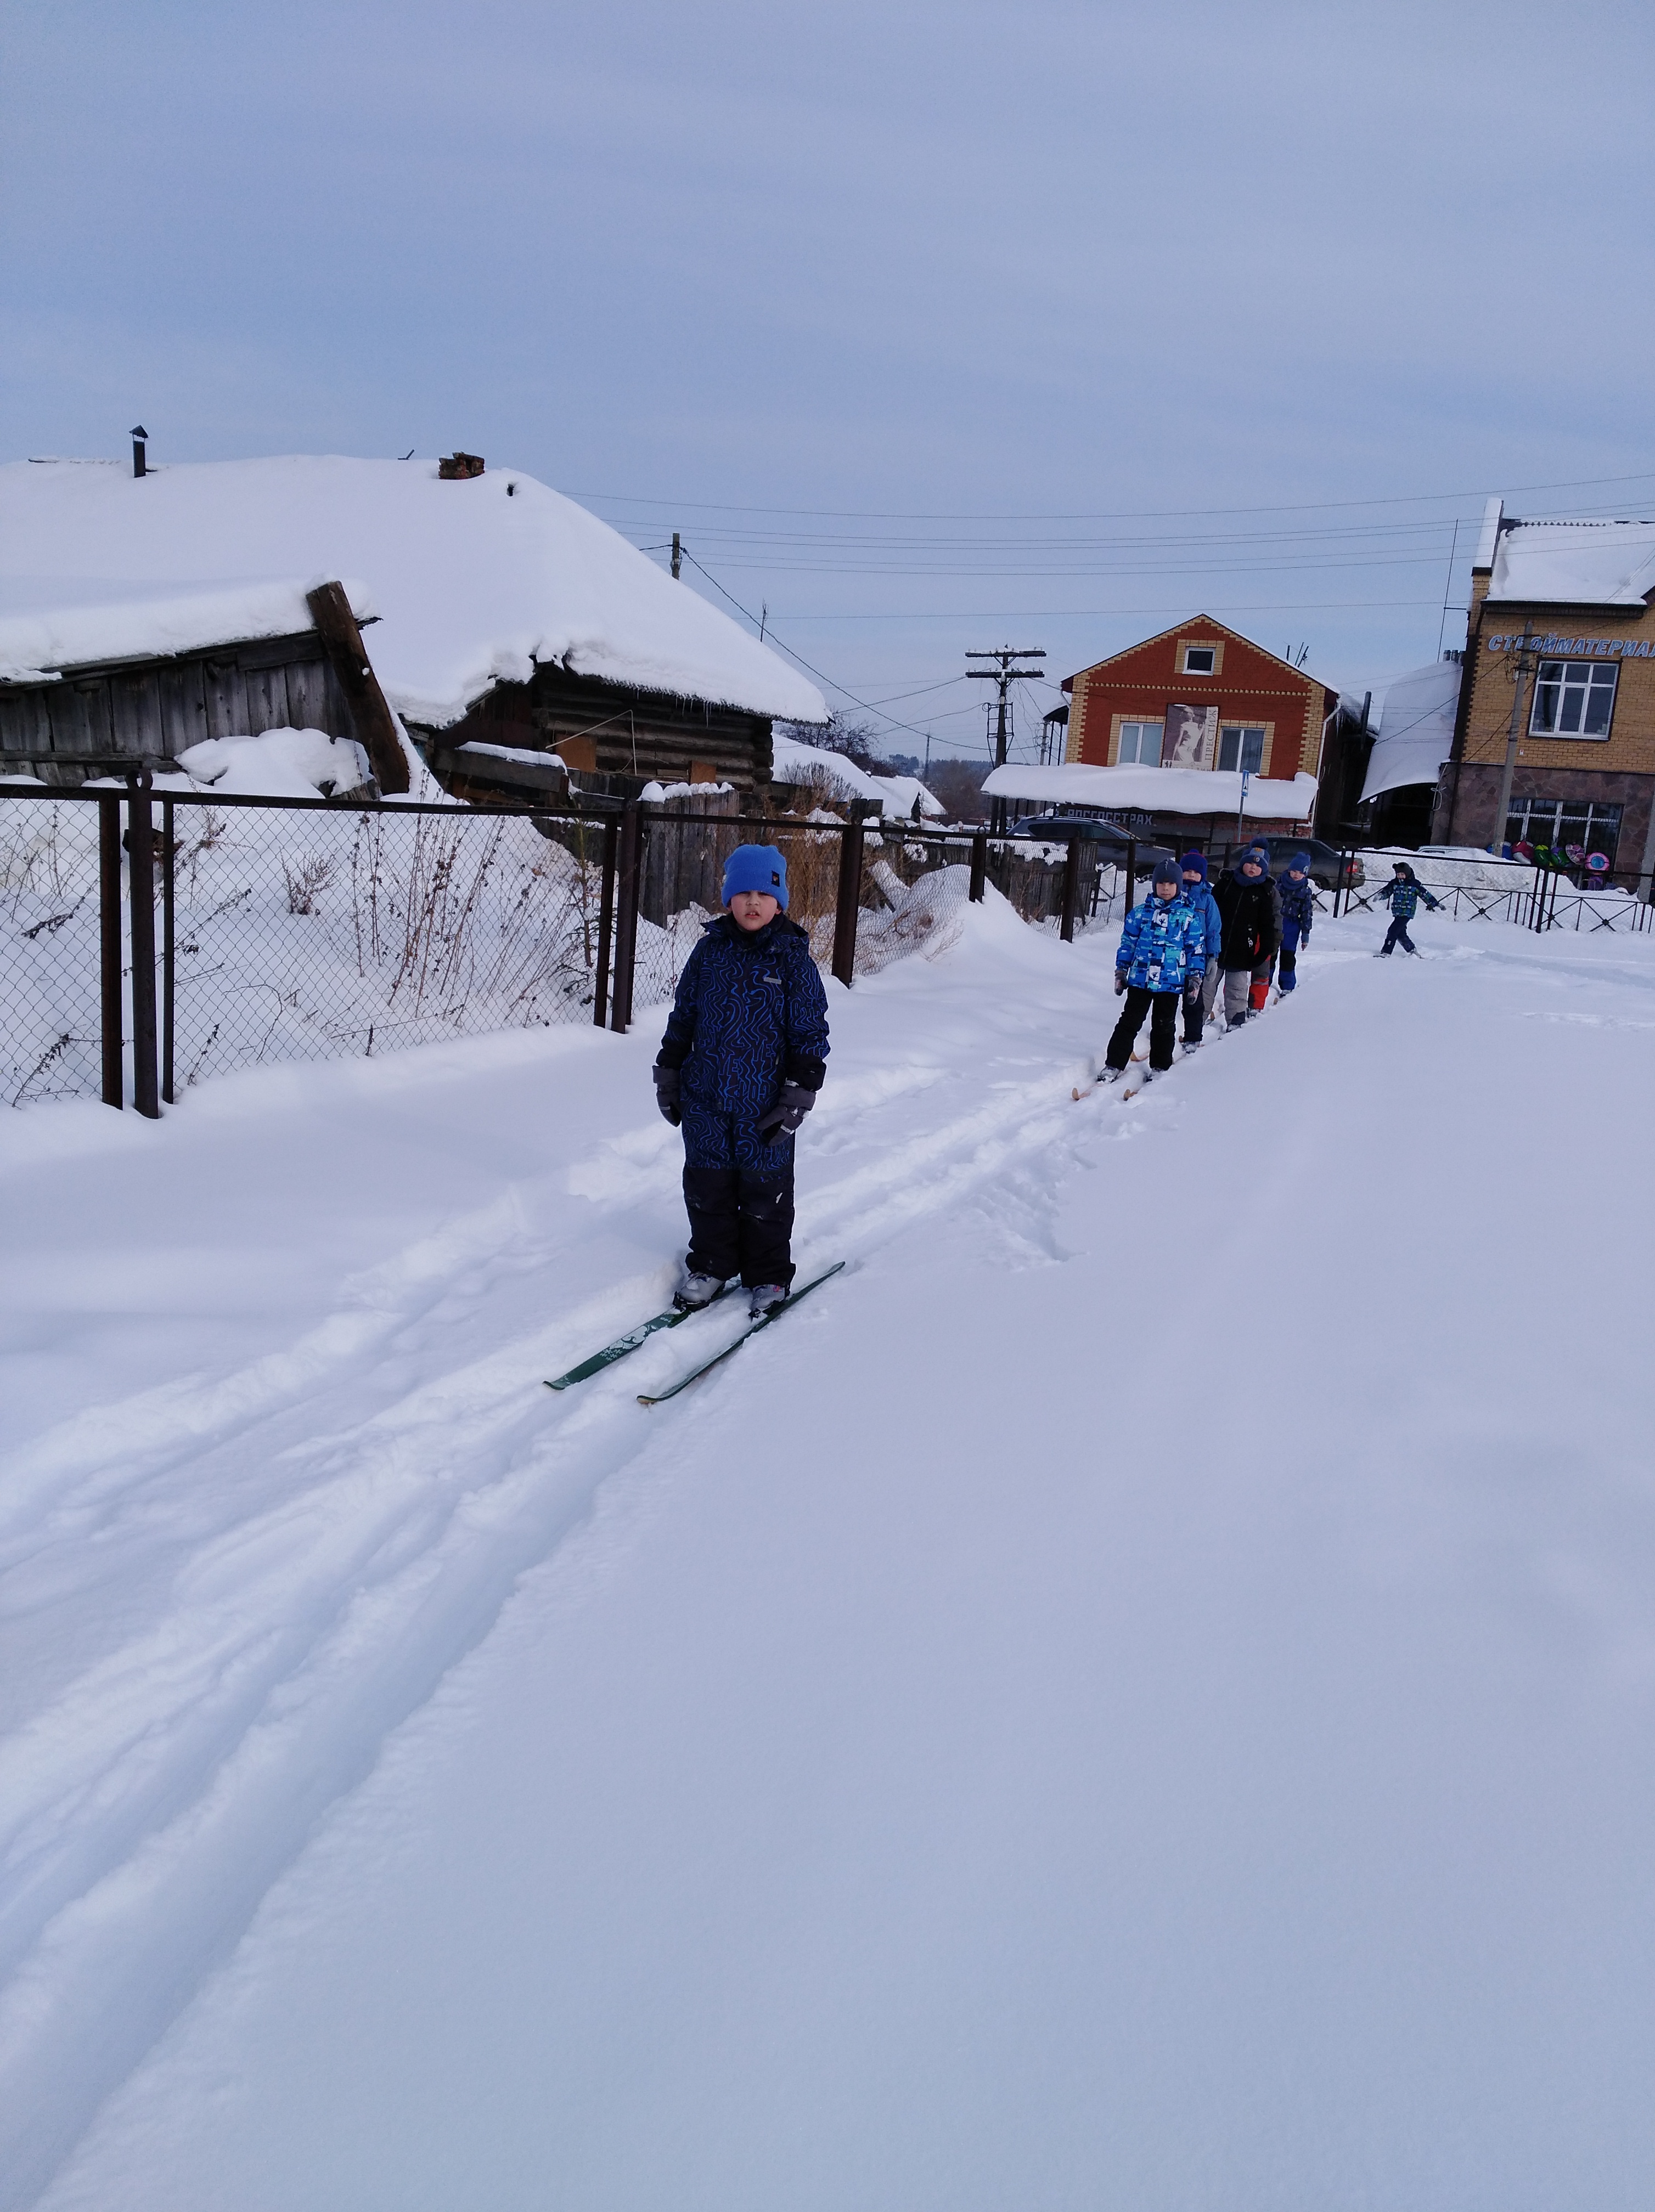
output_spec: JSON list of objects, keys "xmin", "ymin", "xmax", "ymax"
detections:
[{"xmin": 3, "ymin": 894, "xmax": 1654, "ymax": 2211}]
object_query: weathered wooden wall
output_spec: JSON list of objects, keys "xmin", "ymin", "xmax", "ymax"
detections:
[
  {"xmin": 0, "ymin": 632, "xmax": 355, "ymax": 785},
  {"xmin": 413, "ymin": 663, "xmax": 775, "ymax": 797}
]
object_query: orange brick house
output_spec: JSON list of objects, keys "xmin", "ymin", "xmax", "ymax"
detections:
[{"xmin": 1063, "ymin": 617, "xmax": 1337, "ymax": 799}]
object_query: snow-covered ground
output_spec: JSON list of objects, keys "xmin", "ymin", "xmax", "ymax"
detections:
[{"xmin": 3, "ymin": 899, "xmax": 1654, "ymax": 2210}]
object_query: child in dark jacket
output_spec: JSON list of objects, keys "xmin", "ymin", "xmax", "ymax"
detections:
[
  {"xmin": 1212, "ymin": 844, "xmax": 1282, "ymax": 1024},
  {"xmin": 1102, "ymin": 856, "xmax": 1206, "ymax": 1080},
  {"xmin": 1377, "ymin": 861, "xmax": 1440, "ymax": 955},
  {"xmin": 1276, "ymin": 853, "xmax": 1315, "ymax": 994},
  {"xmin": 654, "ymin": 844, "xmax": 830, "ymax": 1318}
]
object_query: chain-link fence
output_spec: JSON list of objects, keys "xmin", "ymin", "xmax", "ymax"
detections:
[
  {"xmin": 0, "ymin": 785, "xmax": 1116, "ymax": 1112},
  {"xmin": 0, "ymin": 796, "xmax": 106, "ymax": 1105}
]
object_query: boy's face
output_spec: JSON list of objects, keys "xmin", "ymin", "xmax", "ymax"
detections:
[
  {"xmin": 1287, "ymin": 866, "xmax": 1305, "ymax": 882},
  {"xmin": 729, "ymin": 889, "xmax": 780, "ymax": 930},
  {"xmin": 1182, "ymin": 868, "xmax": 1202, "ymax": 888},
  {"xmin": 1241, "ymin": 858, "xmax": 1263, "ymax": 879}
]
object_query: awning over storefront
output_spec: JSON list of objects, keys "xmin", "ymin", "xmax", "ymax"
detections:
[
  {"xmin": 982, "ymin": 761, "xmax": 1317, "ymax": 820},
  {"xmin": 1360, "ymin": 661, "xmax": 1461, "ymax": 803}
]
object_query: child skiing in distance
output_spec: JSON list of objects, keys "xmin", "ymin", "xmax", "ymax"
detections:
[
  {"xmin": 1102, "ymin": 856, "xmax": 1206, "ymax": 1082},
  {"xmin": 1178, "ymin": 850, "xmax": 1223, "ymax": 1047},
  {"xmin": 653, "ymin": 844, "xmax": 829, "ymax": 1319},
  {"xmin": 1276, "ymin": 852, "xmax": 1315, "ymax": 995},
  {"xmin": 1377, "ymin": 860, "xmax": 1440, "ymax": 956},
  {"xmin": 1212, "ymin": 844, "xmax": 1281, "ymax": 1026}
]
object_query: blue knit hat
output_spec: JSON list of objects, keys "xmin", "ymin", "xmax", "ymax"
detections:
[
  {"xmin": 1241, "ymin": 844, "xmax": 1269, "ymax": 868},
  {"xmin": 722, "ymin": 843, "xmax": 789, "ymax": 910},
  {"xmin": 1287, "ymin": 851, "xmax": 1311, "ymax": 873},
  {"xmin": 1179, "ymin": 850, "xmax": 1207, "ymax": 879}
]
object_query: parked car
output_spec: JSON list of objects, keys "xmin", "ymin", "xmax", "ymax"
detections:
[
  {"xmin": 1225, "ymin": 834, "xmax": 1364, "ymax": 891},
  {"xmin": 1009, "ymin": 816, "xmax": 1175, "ymax": 878}
]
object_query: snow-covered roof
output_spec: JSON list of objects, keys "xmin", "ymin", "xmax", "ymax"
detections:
[
  {"xmin": 770, "ymin": 733, "xmax": 943, "ymax": 819},
  {"xmin": 0, "ymin": 576, "xmax": 373, "ymax": 680},
  {"xmin": 1360, "ymin": 660, "xmax": 1461, "ymax": 803},
  {"xmin": 982, "ymin": 761, "xmax": 1316, "ymax": 821},
  {"xmin": 1483, "ymin": 506, "xmax": 1655, "ymax": 608},
  {"xmin": 0, "ymin": 456, "xmax": 826, "ymax": 729}
]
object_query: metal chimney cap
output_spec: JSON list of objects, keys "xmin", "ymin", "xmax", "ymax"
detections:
[{"xmin": 130, "ymin": 425, "xmax": 148, "ymax": 438}]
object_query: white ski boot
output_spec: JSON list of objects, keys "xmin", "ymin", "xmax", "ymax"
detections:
[{"xmin": 673, "ymin": 1269, "xmax": 724, "ymax": 1313}]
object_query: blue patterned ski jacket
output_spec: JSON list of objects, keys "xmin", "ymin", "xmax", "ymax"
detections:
[
  {"xmin": 658, "ymin": 913, "xmax": 830, "ymax": 1115},
  {"xmin": 1279, "ymin": 872, "xmax": 1316, "ymax": 935},
  {"xmin": 1380, "ymin": 877, "xmax": 1439, "ymax": 922},
  {"xmin": 1114, "ymin": 891, "xmax": 1207, "ymax": 993}
]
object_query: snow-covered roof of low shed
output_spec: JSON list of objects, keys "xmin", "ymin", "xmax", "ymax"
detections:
[
  {"xmin": 0, "ymin": 456, "xmax": 826, "ymax": 729},
  {"xmin": 0, "ymin": 575, "xmax": 373, "ymax": 679},
  {"xmin": 1485, "ymin": 516, "xmax": 1655, "ymax": 607}
]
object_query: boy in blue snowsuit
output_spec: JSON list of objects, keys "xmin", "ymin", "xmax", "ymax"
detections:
[
  {"xmin": 1104, "ymin": 856, "xmax": 1206, "ymax": 1080},
  {"xmin": 1276, "ymin": 852, "xmax": 1315, "ymax": 994},
  {"xmin": 654, "ymin": 845, "xmax": 830, "ymax": 1318},
  {"xmin": 1377, "ymin": 861, "xmax": 1440, "ymax": 956},
  {"xmin": 1177, "ymin": 851, "xmax": 1224, "ymax": 1046}
]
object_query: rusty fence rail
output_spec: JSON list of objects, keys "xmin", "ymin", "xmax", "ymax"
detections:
[{"xmin": 0, "ymin": 783, "xmax": 1114, "ymax": 1113}]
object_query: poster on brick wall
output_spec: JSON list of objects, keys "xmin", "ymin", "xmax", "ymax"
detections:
[{"xmin": 1164, "ymin": 702, "xmax": 1217, "ymax": 768}]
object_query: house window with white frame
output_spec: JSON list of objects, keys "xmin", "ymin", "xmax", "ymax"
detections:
[
  {"xmin": 1181, "ymin": 645, "xmax": 1216, "ymax": 675},
  {"xmin": 1217, "ymin": 725, "xmax": 1264, "ymax": 773},
  {"xmin": 1117, "ymin": 720, "xmax": 1163, "ymax": 765},
  {"xmin": 1529, "ymin": 658, "xmax": 1618, "ymax": 738}
]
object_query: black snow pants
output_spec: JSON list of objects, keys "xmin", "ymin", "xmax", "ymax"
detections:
[
  {"xmin": 1380, "ymin": 917, "xmax": 1416, "ymax": 955},
  {"xmin": 1106, "ymin": 986, "xmax": 1179, "ymax": 1073},
  {"xmin": 683, "ymin": 1164, "xmax": 795, "ymax": 1288}
]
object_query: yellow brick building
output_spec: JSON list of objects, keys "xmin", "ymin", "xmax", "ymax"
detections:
[{"xmin": 1437, "ymin": 501, "xmax": 1655, "ymax": 874}]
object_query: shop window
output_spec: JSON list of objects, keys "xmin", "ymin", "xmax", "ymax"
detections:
[
  {"xmin": 1505, "ymin": 796, "xmax": 1623, "ymax": 869},
  {"xmin": 1181, "ymin": 645, "xmax": 1216, "ymax": 675},
  {"xmin": 1218, "ymin": 725, "xmax": 1265, "ymax": 774},
  {"xmin": 1117, "ymin": 720, "xmax": 1163, "ymax": 765},
  {"xmin": 1530, "ymin": 658, "xmax": 1618, "ymax": 738}
]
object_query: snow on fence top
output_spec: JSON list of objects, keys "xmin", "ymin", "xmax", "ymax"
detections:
[
  {"xmin": 1360, "ymin": 660, "xmax": 1462, "ymax": 804},
  {"xmin": 982, "ymin": 761, "xmax": 1317, "ymax": 821},
  {"xmin": 0, "ymin": 456, "xmax": 826, "ymax": 730},
  {"xmin": 1485, "ymin": 515, "xmax": 1655, "ymax": 607}
]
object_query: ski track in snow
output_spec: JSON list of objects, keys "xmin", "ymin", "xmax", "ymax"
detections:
[
  {"xmin": 5, "ymin": 913, "xmax": 1655, "ymax": 2207},
  {"xmin": 0, "ymin": 953, "xmax": 1139, "ymax": 2205}
]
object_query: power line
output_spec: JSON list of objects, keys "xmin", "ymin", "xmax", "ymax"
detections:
[{"xmin": 578, "ymin": 466, "xmax": 1655, "ymax": 525}]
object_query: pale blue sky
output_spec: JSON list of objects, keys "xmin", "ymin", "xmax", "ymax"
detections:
[{"xmin": 5, "ymin": 0, "xmax": 1652, "ymax": 754}]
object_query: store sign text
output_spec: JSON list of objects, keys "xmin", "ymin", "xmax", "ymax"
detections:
[{"xmin": 1484, "ymin": 633, "xmax": 1654, "ymax": 657}]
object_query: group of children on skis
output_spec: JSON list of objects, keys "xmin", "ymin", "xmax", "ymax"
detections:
[
  {"xmin": 1100, "ymin": 848, "xmax": 1438, "ymax": 1085},
  {"xmin": 652, "ymin": 837, "xmax": 1438, "ymax": 1313}
]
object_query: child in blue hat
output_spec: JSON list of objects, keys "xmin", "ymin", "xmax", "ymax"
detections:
[
  {"xmin": 652, "ymin": 844, "xmax": 830, "ymax": 1318},
  {"xmin": 1276, "ymin": 853, "xmax": 1315, "ymax": 994}
]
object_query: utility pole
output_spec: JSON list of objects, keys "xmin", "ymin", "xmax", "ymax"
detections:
[
  {"xmin": 671, "ymin": 532, "xmax": 682, "ymax": 580},
  {"xmin": 966, "ymin": 646, "xmax": 1045, "ymax": 832},
  {"xmin": 1491, "ymin": 624, "xmax": 1536, "ymax": 856}
]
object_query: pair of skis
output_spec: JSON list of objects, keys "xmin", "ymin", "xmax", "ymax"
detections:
[
  {"xmin": 1072, "ymin": 1047, "xmax": 1151, "ymax": 1103},
  {"xmin": 545, "ymin": 1262, "xmax": 846, "ymax": 1406}
]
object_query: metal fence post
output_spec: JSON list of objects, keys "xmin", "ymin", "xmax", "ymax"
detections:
[
  {"xmin": 161, "ymin": 795, "xmax": 176, "ymax": 1104},
  {"xmin": 968, "ymin": 830, "xmax": 987, "ymax": 903},
  {"xmin": 608, "ymin": 800, "xmax": 643, "ymax": 1034},
  {"xmin": 592, "ymin": 816, "xmax": 618, "ymax": 1028},
  {"xmin": 1059, "ymin": 833, "xmax": 1082, "ymax": 943},
  {"xmin": 1123, "ymin": 838, "xmax": 1137, "ymax": 915},
  {"xmin": 98, "ymin": 793, "xmax": 123, "ymax": 1109},
  {"xmin": 831, "ymin": 814, "xmax": 866, "ymax": 987},
  {"xmin": 127, "ymin": 771, "xmax": 160, "ymax": 1118}
]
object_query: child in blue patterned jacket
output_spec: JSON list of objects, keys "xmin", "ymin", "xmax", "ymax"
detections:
[
  {"xmin": 654, "ymin": 845, "xmax": 830, "ymax": 1317},
  {"xmin": 1102, "ymin": 856, "xmax": 1206, "ymax": 1082},
  {"xmin": 1377, "ymin": 861, "xmax": 1440, "ymax": 956}
]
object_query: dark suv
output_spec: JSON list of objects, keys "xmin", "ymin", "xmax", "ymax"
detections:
[{"xmin": 1231, "ymin": 835, "xmax": 1364, "ymax": 891}]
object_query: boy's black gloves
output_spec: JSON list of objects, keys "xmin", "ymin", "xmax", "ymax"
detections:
[
  {"xmin": 1114, "ymin": 970, "xmax": 1127, "ymax": 996},
  {"xmin": 653, "ymin": 1063, "xmax": 681, "ymax": 1126},
  {"xmin": 758, "ymin": 1082, "xmax": 815, "ymax": 1143},
  {"xmin": 1184, "ymin": 976, "xmax": 1202, "ymax": 1002}
]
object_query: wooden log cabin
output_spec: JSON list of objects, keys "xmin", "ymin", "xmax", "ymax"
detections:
[{"xmin": 0, "ymin": 453, "xmax": 825, "ymax": 801}]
